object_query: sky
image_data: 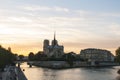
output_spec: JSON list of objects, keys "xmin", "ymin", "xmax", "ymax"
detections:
[{"xmin": 0, "ymin": 0, "xmax": 120, "ymax": 55}]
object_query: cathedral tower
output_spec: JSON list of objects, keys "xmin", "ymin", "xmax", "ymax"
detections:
[{"xmin": 43, "ymin": 39, "xmax": 49, "ymax": 54}]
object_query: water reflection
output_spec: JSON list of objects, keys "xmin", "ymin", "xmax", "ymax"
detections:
[
  {"xmin": 41, "ymin": 69, "xmax": 58, "ymax": 80},
  {"xmin": 21, "ymin": 63, "xmax": 119, "ymax": 80}
]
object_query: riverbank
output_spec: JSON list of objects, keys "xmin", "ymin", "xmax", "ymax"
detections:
[
  {"xmin": 21, "ymin": 63, "xmax": 120, "ymax": 80},
  {"xmin": 28, "ymin": 61, "xmax": 119, "ymax": 69},
  {"xmin": 17, "ymin": 67, "xmax": 27, "ymax": 80},
  {"xmin": 0, "ymin": 66, "xmax": 27, "ymax": 80}
]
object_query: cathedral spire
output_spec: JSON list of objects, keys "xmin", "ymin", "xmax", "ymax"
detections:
[
  {"xmin": 52, "ymin": 31, "xmax": 58, "ymax": 46},
  {"xmin": 54, "ymin": 31, "xmax": 56, "ymax": 41}
]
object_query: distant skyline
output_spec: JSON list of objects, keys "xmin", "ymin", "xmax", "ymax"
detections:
[{"xmin": 0, "ymin": 0, "xmax": 120, "ymax": 55}]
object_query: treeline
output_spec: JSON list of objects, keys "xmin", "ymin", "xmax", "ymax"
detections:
[
  {"xmin": 28, "ymin": 51, "xmax": 85, "ymax": 61},
  {"xmin": 115, "ymin": 47, "xmax": 120, "ymax": 63},
  {"xmin": 0, "ymin": 46, "xmax": 16, "ymax": 68},
  {"xmin": 28, "ymin": 51, "xmax": 86, "ymax": 66}
]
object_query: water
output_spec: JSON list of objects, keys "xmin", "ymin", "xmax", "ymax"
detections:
[{"xmin": 21, "ymin": 63, "xmax": 120, "ymax": 80}]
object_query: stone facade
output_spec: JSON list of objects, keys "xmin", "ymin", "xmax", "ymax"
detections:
[
  {"xmin": 43, "ymin": 33, "xmax": 64, "ymax": 58},
  {"xmin": 80, "ymin": 48, "xmax": 114, "ymax": 62}
]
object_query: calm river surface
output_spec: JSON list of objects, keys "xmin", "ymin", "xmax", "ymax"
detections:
[{"xmin": 21, "ymin": 63, "xmax": 120, "ymax": 80}]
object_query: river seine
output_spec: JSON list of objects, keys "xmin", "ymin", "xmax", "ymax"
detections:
[{"xmin": 21, "ymin": 63, "xmax": 120, "ymax": 80}]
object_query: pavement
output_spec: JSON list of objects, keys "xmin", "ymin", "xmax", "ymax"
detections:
[
  {"xmin": 17, "ymin": 68, "xmax": 27, "ymax": 80},
  {"xmin": 1, "ymin": 66, "xmax": 17, "ymax": 80},
  {"xmin": 0, "ymin": 66, "xmax": 18, "ymax": 80},
  {"xmin": 0, "ymin": 73, "xmax": 2, "ymax": 80},
  {"xmin": 0, "ymin": 66, "xmax": 27, "ymax": 80}
]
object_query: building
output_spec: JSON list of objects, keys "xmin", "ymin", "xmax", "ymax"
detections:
[
  {"xmin": 80, "ymin": 48, "xmax": 114, "ymax": 62},
  {"xmin": 43, "ymin": 32, "xmax": 64, "ymax": 58}
]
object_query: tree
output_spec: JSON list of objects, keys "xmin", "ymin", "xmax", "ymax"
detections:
[
  {"xmin": 63, "ymin": 52, "xmax": 76, "ymax": 67},
  {"xmin": 115, "ymin": 47, "xmax": 120, "ymax": 62},
  {"xmin": 0, "ymin": 46, "xmax": 16, "ymax": 69},
  {"xmin": 34, "ymin": 51, "xmax": 48, "ymax": 61},
  {"xmin": 39, "ymin": 53, "xmax": 47, "ymax": 61},
  {"xmin": 18, "ymin": 55, "xmax": 24, "ymax": 61},
  {"xmin": 28, "ymin": 52, "xmax": 35, "ymax": 61}
]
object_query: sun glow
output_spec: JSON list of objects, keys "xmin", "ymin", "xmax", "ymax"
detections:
[{"xmin": 0, "ymin": 0, "xmax": 119, "ymax": 56}]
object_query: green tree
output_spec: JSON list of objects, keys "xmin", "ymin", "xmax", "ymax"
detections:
[
  {"xmin": 28, "ymin": 52, "xmax": 35, "ymax": 61},
  {"xmin": 115, "ymin": 47, "xmax": 120, "ymax": 62},
  {"xmin": 18, "ymin": 55, "xmax": 24, "ymax": 61},
  {"xmin": 34, "ymin": 51, "xmax": 48, "ymax": 61},
  {"xmin": 64, "ymin": 52, "xmax": 76, "ymax": 67},
  {"xmin": 39, "ymin": 53, "xmax": 47, "ymax": 61},
  {"xmin": 0, "ymin": 46, "xmax": 16, "ymax": 68}
]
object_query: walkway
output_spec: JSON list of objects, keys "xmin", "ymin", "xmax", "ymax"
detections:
[{"xmin": 0, "ymin": 66, "xmax": 27, "ymax": 80}]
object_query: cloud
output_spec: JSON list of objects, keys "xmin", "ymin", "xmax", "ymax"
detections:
[
  {"xmin": 8, "ymin": 17, "xmax": 32, "ymax": 23},
  {"xmin": 100, "ymin": 13, "xmax": 120, "ymax": 17},
  {"xmin": 22, "ymin": 6, "xmax": 51, "ymax": 11},
  {"xmin": 54, "ymin": 7, "xmax": 69, "ymax": 12},
  {"xmin": 20, "ymin": 5, "xmax": 69, "ymax": 12},
  {"xmin": 0, "ymin": 4, "xmax": 120, "ymax": 55},
  {"xmin": 108, "ymin": 23, "xmax": 120, "ymax": 35}
]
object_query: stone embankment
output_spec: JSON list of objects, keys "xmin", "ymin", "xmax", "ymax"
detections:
[
  {"xmin": 0, "ymin": 66, "xmax": 27, "ymax": 80},
  {"xmin": 17, "ymin": 67, "xmax": 27, "ymax": 80},
  {"xmin": 28, "ymin": 61, "xmax": 119, "ymax": 69}
]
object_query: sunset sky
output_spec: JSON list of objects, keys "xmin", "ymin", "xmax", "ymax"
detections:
[{"xmin": 0, "ymin": 0, "xmax": 120, "ymax": 55}]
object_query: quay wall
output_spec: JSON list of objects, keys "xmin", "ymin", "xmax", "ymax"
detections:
[
  {"xmin": 28, "ymin": 61, "xmax": 119, "ymax": 69},
  {"xmin": 29, "ymin": 61, "xmax": 90, "ymax": 68},
  {"xmin": 17, "ymin": 67, "xmax": 27, "ymax": 80},
  {"xmin": 1, "ymin": 66, "xmax": 27, "ymax": 80}
]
